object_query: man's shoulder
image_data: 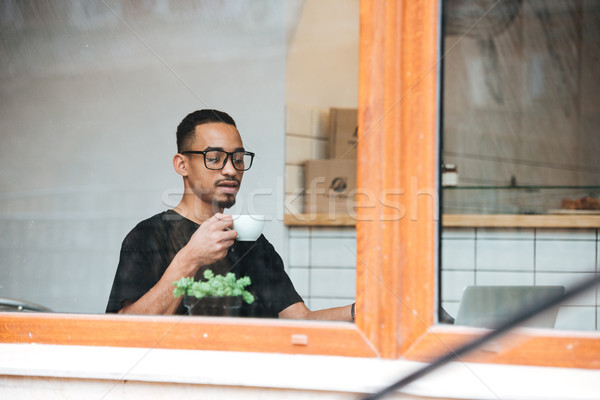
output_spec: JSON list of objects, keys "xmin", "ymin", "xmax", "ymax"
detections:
[
  {"xmin": 132, "ymin": 210, "xmax": 176, "ymax": 230},
  {"xmin": 123, "ymin": 210, "xmax": 194, "ymax": 243}
]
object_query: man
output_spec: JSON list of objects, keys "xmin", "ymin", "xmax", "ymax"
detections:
[{"xmin": 106, "ymin": 109, "xmax": 354, "ymax": 321}]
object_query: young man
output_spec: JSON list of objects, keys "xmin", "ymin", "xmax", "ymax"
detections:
[{"xmin": 106, "ymin": 109, "xmax": 354, "ymax": 321}]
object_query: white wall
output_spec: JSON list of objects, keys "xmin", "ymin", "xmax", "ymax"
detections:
[
  {"xmin": 286, "ymin": 0, "xmax": 359, "ymax": 108},
  {"xmin": 0, "ymin": 1, "xmax": 287, "ymax": 313}
]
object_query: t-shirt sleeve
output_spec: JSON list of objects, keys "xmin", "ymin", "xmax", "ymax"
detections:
[{"xmin": 105, "ymin": 225, "xmax": 166, "ymax": 313}]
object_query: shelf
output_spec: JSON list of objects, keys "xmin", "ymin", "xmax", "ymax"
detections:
[
  {"xmin": 283, "ymin": 214, "xmax": 356, "ymax": 227},
  {"xmin": 284, "ymin": 213, "xmax": 600, "ymax": 228},
  {"xmin": 444, "ymin": 185, "xmax": 600, "ymax": 190},
  {"xmin": 443, "ymin": 214, "xmax": 600, "ymax": 228}
]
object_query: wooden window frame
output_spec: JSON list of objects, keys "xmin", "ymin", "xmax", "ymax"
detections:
[{"xmin": 1, "ymin": 0, "xmax": 598, "ymax": 369}]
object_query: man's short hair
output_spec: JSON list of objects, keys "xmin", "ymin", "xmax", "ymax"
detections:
[{"xmin": 176, "ymin": 109, "xmax": 237, "ymax": 152}]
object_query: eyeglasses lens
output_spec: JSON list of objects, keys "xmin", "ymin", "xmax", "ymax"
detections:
[{"xmin": 204, "ymin": 151, "xmax": 252, "ymax": 171}]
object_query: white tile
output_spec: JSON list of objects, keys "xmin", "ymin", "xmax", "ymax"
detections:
[
  {"xmin": 476, "ymin": 271, "xmax": 534, "ymax": 286},
  {"xmin": 310, "ymin": 297, "xmax": 354, "ymax": 311},
  {"xmin": 476, "ymin": 240, "xmax": 534, "ymax": 271},
  {"xmin": 441, "ymin": 239, "xmax": 475, "ymax": 269},
  {"xmin": 535, "ymin": 241, "xmax": 596, "ymax": 272},
  {"xmin": 310, "ymin": 237, "xmax": 357, "ymax": 267},
  {"xmin": 477, "ymin": 228, "xmax": 534, "ymax": 240},
  {"xmin": 288, "ymin": 267, "xmax": 309, "ymax": 298},
  {"xmin": 288, "ymin": 227, "xmax": 310, "ymax": 238},
  {"xmin": 442, "ymin": 228, "xmax": 475, "ymax": 239},
  {"xmin": 288, "ymin": 237, "xmax": 309, "ymax": 267},
  {"xmin": 535, "ymin": 272, "xmax": 597, "ymax": 306},
  {"xmin": 442, "ymin": 270, "xmax": 475, "ymax": 302},
  {"xmin": 554, "ymin": 306, "xmax": 597, "ymax": 331},
  {"xmin": 310, "ymin": 228, "xmax": 356, "ymax": 238},
  {"xmin": 310, "ymin": 268, "xmax": 356, "ymax": 298},
  {"xmin": 535, "ymin": 228, "xmax": 596, "ymax": 240},
  {"xmin": 285, "ymin": 135, "xmax": 312, "ymax": 165},
  {"xmin": 285, "ymin": 165, "xmax": 305, "ymax": 193},
  {"xmin": 597, "ymin": 307, "xmax": 600, "ymax": 331},
  {"xmin": 286, "ymin": 104, "xmax": 312, "ymax": 135},
  {"xmin": 304, "ymin": 297, "xmax": 312, "ymax": 309}
]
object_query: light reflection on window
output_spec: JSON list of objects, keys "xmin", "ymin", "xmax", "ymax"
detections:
[{"xmin": 440, "ymin": 0, "xmax": 600, "ymax": 331}]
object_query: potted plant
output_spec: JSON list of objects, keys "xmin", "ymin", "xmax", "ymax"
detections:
[{"xmin": 173, "ymin": 269, "xmax": 254, "ymax": 316}]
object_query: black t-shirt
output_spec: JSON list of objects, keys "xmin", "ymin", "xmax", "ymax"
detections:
[{"xmin": 106, "ymin": 210, "xmax": 303, "ymax": 317}]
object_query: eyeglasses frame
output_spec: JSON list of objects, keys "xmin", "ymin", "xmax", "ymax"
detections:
[{"xmin": 180, "ymin": 150, "xmax": 255, "ymax": 171}]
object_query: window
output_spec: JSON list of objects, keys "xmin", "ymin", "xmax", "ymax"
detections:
[
  {"xmin": 2, "ymin": 0, "xmax": 598, "ymax": 369},
  {"xmin": 440, "ymin": 0, "xmax": 600, "ymax": 333}
]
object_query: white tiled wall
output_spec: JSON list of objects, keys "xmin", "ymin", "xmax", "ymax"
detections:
[
  {"xmin": 289, "ymin": 226, "xmax": 600, "ymax": 330},
  {"xmin": 441, "ymin": 227, "xmax": 599, "ymax": 331},
  {"xmin": 536, "ymin": 240, "xmax": 596, "ymax": 272},
  {"xmin": 287, "ymin": 227, "xmax": 356, "ymax": 310}
]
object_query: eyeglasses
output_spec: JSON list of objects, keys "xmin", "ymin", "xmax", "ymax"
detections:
[{"xmin": 181, "ymin": 150, "xmax": 255, "ymax": 171}]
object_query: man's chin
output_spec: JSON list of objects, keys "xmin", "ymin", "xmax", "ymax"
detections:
[{"xmin": 216, "ymin": 196, "xmax": 236, "ymax": 210}]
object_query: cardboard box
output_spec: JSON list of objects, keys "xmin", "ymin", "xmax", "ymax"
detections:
[
  {"xmin": 304, "ymin": 159, "xmax": 357, "ymax": 215},
  {"xmin": 329, "ymin": 108, "xmax": 358, "ymax": 159}
]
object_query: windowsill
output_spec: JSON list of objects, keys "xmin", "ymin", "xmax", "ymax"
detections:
[
  {"xmin": 1, "ymin": 342, "xmax": 599, "ymax": 399},
  {"xmin": 0, "ymin": 312, "xmax": 377, "ymax": 357}
]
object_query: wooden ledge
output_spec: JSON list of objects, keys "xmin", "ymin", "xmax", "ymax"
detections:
[
  {"xmin": 284, "ymin": 213, "xmax": 356, "ymax": 227},
  {"xmin": 284, "ymin": 213, "xmax": 600, "ymax": 228},
  {"xmin": 443, "ymin": 214, "xmax": 600, "ymax": 228},
  {"xmin": 402, "ymin": 325, "xmax": 600, "ymax": 370},
  {"xmin": 0, "ymin": 312, "xmax": 378, "ymax": 358}
]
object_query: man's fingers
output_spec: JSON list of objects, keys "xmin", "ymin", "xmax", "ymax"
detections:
[
  {"xmin": 215, "ymin": 214, "xmax": 234, "ymax": 229},
  {"xmin": 221, "ymin": 229, "xmax": 238, "ymax": 241},
  {"xmin": 214, "ymin": 212, "xmax": 232, "ymax": 220},
  {"xmin": 222, "ymin": 239, "xmax": 236, "ymax": 249},
  {"xmin": 204, "ymin": 213, "xmax": 233, "ymax": 229}
]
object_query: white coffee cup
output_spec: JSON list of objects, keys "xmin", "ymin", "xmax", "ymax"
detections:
[{"xmin": 232, "ymin": 215, "xmax": 265, "ymax": 241}]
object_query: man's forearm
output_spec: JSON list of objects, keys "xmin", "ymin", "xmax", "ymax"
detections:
[
  {"xmin": 306, "ymin": 304, "xmax": 354, "ymax": 322},
  {"xmin": 279, "ymin": 302, "xmax": 354, "ymax": 322},
  {"xmin": 118, "ymin": 277, "xmax": 182, "ymax": 315},
  {"xmin": 118, "ymin": 252, "xmax": 198, "ymax": 315}
]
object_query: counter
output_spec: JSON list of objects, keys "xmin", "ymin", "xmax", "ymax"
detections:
[{"xmin": 284, "ymin": 213, "xmax": 600, "ymax": 228}]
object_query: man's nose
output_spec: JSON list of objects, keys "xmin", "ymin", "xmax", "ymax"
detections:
[{"xmin": 221, "ymin": 154, "xmax": 237, "ymax": 175}]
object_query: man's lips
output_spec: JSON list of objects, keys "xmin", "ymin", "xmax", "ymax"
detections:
[{"xmin": 216, "ymin": 180, "xmax": 240, "ymax": 194}]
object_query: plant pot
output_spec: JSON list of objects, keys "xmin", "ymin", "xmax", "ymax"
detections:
[{"xmin": 183, "ymin": 295, "xmax": 243, "ymax": 316}]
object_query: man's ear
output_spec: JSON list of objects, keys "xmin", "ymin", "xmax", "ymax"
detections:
[{"xmin": 173, "ymin": 153, "xmax": 188, "ymax": 177}]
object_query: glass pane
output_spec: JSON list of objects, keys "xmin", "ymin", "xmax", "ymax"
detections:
[
  {"xmin": 440, "ymin": 0, "xmax": 600, "ymax": 330},
  {"xmin": 0, "ymin": 1, "xmax": 291, "ymax": 315},
  {"xmin": 283, "ymin": 0, "xmax": 359, "ymax": 312},
  {"xmin": 0, "ymin": 0, "xmax": 358, "ymax": 320}
]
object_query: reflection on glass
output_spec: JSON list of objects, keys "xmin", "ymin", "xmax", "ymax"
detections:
[
  {"xmin": 0, "ymin": 0, "xmax": 359, "ymax": 320},
  {"xmin": 440, "ymin": 0, "xmax": 600, "ymax": 330},
  {"xmin": 0, "ymin": 1, "xmax": 291, "ymax": 314}
]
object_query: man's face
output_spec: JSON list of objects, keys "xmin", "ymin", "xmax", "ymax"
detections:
[{"xmin": 183, "ymin": 122, "xmax": 245, "ymax": 211}]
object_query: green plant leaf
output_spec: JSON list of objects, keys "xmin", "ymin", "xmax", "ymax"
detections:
[{"xmin": 173, "ymin": 269, "xmax": 254, "ymax": 304}]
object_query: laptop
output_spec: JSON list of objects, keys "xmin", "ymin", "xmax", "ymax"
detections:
[{"xmin": 454, "ymin": 285, "xmax": 565, "ymax": 329}]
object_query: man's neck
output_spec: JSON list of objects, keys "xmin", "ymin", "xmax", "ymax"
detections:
[{"xmin": 173, "ymin": 200, "xmax": 224, "ymax": 225}]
